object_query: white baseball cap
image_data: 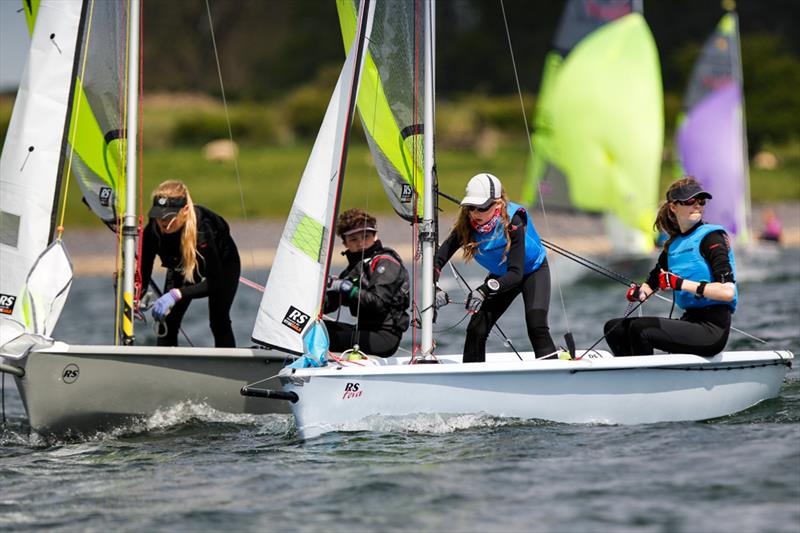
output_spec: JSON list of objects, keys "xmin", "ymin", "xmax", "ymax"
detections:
[{"xmin": 461, "ymin": 173, "xmax": 502, "ymax": 207}]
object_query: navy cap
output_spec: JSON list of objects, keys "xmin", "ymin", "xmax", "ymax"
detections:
[
  {"xmin": 148, "ymin": 195, "xmax": 187, "ymax": 220},
  {"xmin": 667, "ymin": 182, "xmax": 712, "ymax": 202}
]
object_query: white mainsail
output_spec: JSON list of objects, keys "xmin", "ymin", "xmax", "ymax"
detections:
[
  {"xmin": 251, "ymin": 0, "xmax": 375, "ymax": 354},
  {"xmin": 0, "ymin": 0, "xmax": 83, "ymax": 328}
]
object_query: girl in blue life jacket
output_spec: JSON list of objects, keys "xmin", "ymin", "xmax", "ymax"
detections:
[
  {"xmin": 434, "ymin": 173, "xmax": 557, "ymax": 362},
  {"xmin": 604, "ymin": 177, "xmax": 737, "ymax": 357}
]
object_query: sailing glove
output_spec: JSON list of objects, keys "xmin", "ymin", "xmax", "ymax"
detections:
[
  {"xmin": 329, "ymin": 278, "xmax": 354, "ymax": 294},
  {"xmin": 658, "ymin": 271, "xmax": 684, "ymax": 291},
  {"xmin": 626, "ymin": 283, "xmax": 642, "ymax": 302},
  {"xmin": 465, "ymin": 288, "xmax": 486, "ymax": 314},
  {"xmin": 152, "ymin": 289, "xmax": 181, "ymax": 321},
  {"xmin": 434, "ymin": 287, "xmax": 449, "ymax": 309}
]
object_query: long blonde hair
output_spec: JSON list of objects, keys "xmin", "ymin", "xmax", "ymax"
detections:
[
  {"xmin": 655, "ymin": 176, "xmax": 699, "ymax": 249},
  {"xmin": 452, "ymin": 192, "xmax": 511, "ymax": 262},
  {"xmin": 152, "ymin": 180, "xmax": 199, "ymax": 282}
]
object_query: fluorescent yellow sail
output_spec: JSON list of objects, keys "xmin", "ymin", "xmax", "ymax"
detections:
[
  {"xmin": 529, "ymin": 13, "xmax": 662, "ymax": 238},
  {"xmin": 337, "ymin": 0, "xmax": 423, "ymax": 221}
]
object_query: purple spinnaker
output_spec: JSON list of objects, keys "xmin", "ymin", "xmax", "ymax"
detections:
[{"xmin": 677, "ymin": 82, "xmax": 744, "ymax": 235}]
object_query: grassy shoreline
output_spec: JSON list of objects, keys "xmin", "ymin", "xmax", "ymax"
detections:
[{"xmin": 56, "ymin": 140, "xmax": 800, "ymax": 228}]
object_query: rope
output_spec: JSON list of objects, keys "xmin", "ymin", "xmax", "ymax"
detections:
[
  {"xmin": 499, "ymin": 0, "xmax": 571, "ymax": 336},
  {"xmin": 203, "ymin": 0, "xmax": 256, "ymax": 271}
]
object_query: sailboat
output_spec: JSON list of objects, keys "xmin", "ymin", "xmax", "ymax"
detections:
[
  {"xmin": 675, "ymin": 8, "xmax": 750, "ymax": 244},
  {"xmin": 0, "ymin": 0, "xmax": 290, "ymax": 435},
  {"xmin": 523, "ymin": 0, "xmax": 662, "ymax": 275},
  {"xmin": 241, "ymin": 0, "xmax": 793, "ymax": 440}
]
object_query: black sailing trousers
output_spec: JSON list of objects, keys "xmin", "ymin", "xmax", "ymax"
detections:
[
  {"xmin": 463, "ymin": 259, "xmax": 557, "ymax": 362},
  {"xmin": 157, "ymin": 261, "xmax": 241, "ymax": 348}
]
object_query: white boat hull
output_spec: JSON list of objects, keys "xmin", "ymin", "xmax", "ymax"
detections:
[
  {"xmin": 281, "ymin": 350, "xmax": 793, "ymax": 439},
  {"xmin": 7, "ymin": 343, "xmax": 290, "ymax": 435}
]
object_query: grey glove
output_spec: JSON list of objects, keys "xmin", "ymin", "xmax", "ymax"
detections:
[
  {"xmin": 434, "ymin": 287, "xmax": 449, "ymax": 309},
  {"xmin": 465, "ymin": 288, "xmax": 486, "ymax": 314}
]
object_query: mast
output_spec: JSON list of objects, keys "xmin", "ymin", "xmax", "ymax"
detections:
[
  {"xmin": 420, "ymin": 0, "xmax": 435, "ymax": 355},
  {"xmin": 121, "ymin": 0, "xmax": 140, "ymax": 345},
  {"xmin": 730, "ymin": 8, "xmax": 752, "ymax": 244}
]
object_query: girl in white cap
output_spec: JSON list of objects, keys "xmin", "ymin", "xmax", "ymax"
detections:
[
  {"xmin": 604, "ymin": 176, "xmax": 737, "ymax": 356},
  {"xmin": 434, "ymin": 173, "xmax": 557, "ymax": 362}
]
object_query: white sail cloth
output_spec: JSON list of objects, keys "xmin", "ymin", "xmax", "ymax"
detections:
[
  {"xmin": 252, "ymin": 1, "xmax": 374, "ymax": 354},
  {"xmin": 0, "ymin": 0, "xmax": 82, "ymax": 327}
]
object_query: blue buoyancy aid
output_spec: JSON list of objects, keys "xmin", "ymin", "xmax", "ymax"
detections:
[
  {"xmin": 473, "ymin": 201, "xmax": 546, "ymax": 276},
  {"xmin": 667, "ymin": 223, "xmax": 738, "ymax": 312}
]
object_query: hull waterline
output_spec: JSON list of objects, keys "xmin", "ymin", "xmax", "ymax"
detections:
[
  {"xmin": 281, "ymin": 350, "xmax": 793, "ymax": 439},
  {"xmin": 10, "ymin": 343, "xmax": 290, "ymax": 435}
]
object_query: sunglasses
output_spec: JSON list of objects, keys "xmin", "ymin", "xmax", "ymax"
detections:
[
  {"xmin": 467, "ymin": 203, "xmax": 495, "ymax": 213},
  {"xmin": 675, "ymin": 198, "xmax": 707, "ymax": 207}
]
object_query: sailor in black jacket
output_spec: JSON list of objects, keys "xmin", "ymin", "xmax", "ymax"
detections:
[
  {"xmin": 323, "ymin": 209, "xmax": 410, "ymax": 357},
  {"xmin": 140, "ymin": 180, "xmax": 241, "ymax": 347}
]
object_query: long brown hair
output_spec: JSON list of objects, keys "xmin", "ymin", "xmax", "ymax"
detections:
[
  {"xmin": 655, "ymin": 176, "xmax": 699, "ymax": 249},
  {"xmin": 452, "ymin": 192, "xmax": 511, "ymax": 262},
  {"xmin": 152, "ymin": 180, "xmax": 199, "ymax": 282}
]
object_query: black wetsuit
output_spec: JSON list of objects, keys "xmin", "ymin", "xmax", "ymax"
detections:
[
  {"xmin": 323, "ymin": 240, "xmax": 410, "ymax": 357},
  {"xmin": 604, "ymin": 223, "xmax": 735, "ymax": 357},
  {"xmin": 435, "ymin": 212, "xmax": 557, "ymax": 362},
  {"xmin": 140, "ymin": 205, "xmax": 241, "ymax": 347}
]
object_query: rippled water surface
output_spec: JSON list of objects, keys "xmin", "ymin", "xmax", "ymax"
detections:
[{"xmin": 2, "ymin": 249, "xmax": 799, "ymax": 531}]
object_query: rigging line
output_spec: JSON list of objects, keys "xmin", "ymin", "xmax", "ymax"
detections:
[
  {"xmin": 447, "ymin": 263, "xmax": 523, "ymax": 360},
  {"xmin": 581, "ymin": 292, "xmax": 655, "ymax": 356},
  {"xmin": 57, "ymin": 0, "xmax": 99, "ymax": 238},
  {"xmin": 540, "ymin": 239, "xmax": 634, "ymax": 285},
  {"xmin": 203, "ymin": 0, "xmax": 254, "ymax": 269},
  {"xmin": 499, "ymin": 0, "xmax": 570, "ymax": 335}
]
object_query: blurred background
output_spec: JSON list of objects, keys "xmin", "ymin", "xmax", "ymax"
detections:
[{"xmin": 1, "ymin": 0, "xmax": 798, "ymax": 224}]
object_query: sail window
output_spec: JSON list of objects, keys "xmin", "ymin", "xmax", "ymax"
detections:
[
  {"xmin": 0, "ymin": 210, "xmax": 21, "ymax": 248},
  {"xmin": 285, "ymin": 209, "xmax": 328, "ymax": 263}
]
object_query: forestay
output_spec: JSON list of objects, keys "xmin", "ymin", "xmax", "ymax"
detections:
[{"xmin": 251, "ymin": 0, "xmax": 375, "ymax": 354}]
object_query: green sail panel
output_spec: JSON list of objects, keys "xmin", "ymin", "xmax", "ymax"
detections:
[
  {"xmin": 65, "ymin": 0, "xmax": 128, "ymax": 227},
  {"xmin": 529, "ymin": 13, "xmax": 662, "ymax": 237},
  {"xmin": 22, "ymin": 0, "xmax": 42, "ymax": 36},
  {"xmin": 337, "ymin": 0, "xmax": 424, "ymax": 221}
]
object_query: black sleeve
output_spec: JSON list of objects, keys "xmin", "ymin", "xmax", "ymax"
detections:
[
  {"xmin": 700, "ymin": 231, "xmax": 735, "ymax": 283},
  {"xmin": 139, "ymin": 223, "xmax": 157, "ymax": 295},
  {"xmin": 487, "ymin": 212, "xmax": 526, "ymax": 293},
  {"xmin": 645, "ymin": 250, "xmax": 667, "ymax": 289},
  {"xmin": 348, "ymin": 256, "xmax": 405, "ymax": 316},
  {"xmin": 433, "ymin": 230, "xmax": 461, "ymax": 282}
]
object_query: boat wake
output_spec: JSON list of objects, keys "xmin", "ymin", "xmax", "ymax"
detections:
[{"xmin": 309, "ymin": 412, "xmax": 554, "ymax": 439}]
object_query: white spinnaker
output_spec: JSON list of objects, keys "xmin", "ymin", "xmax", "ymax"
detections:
[
  {"xmin": 0, "ymin": 0, "xmax": 83, "ymax": 325},
  {"xmin": 252, "ymin": 1, "xmax": 374, "ymax": 354}
]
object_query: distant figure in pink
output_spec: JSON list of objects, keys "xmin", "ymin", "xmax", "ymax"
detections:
[{"xmin": 760, "ymin": 209, "xmax": 782, "ymax": 243}]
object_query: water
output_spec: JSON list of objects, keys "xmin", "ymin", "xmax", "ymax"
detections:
[{"xmin": 2, "ymin": 249, "xmax": 799, "ymax": 531}]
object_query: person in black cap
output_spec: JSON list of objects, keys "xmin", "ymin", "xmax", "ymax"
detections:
[
  {"xmin": 433, "ymin": 173, "xmax": 559, "ymax": 362},
  {"xmin": 140, "ymin": 180, "xmax": 241, "ymax": 347},
  {"xmin": 604, "ymin": 176, "xmax": 738, "ymax": 357},
  {"xmin": 323, "ymin": 208, "xmax": 410, "ymax": 357}
]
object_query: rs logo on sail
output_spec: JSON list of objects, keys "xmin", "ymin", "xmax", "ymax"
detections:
[
  {"xmin": 342, "ymin": 382, "xmax": 362, "ymax": 400},
  {"xmin": 0, "ymin": 294, "xmax": 16, "ymax": 314}
]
